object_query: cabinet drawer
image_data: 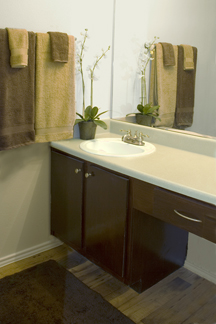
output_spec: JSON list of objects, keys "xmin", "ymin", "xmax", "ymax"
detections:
[
  {"xmin": 153, "ymin": 188, "xmax": 204, "ymax": 236},
  {"xmin": 132, "ymin": 178, "xmax": 155, "ymax": 215},
  {"xmin": 203, "ymin": 215, "xmax": 216, "ymax": 243}
]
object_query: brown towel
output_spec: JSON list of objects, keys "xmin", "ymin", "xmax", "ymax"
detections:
[
  {"xmin": 180, "ymin": 44, "xmax": 194, "ymax": 70},
  {"xmin": 35, "ymin": 33, "xmax": 76, "ymax": 142},
  {"xmin": 175, "ymin": 46, "xmax": 197, "ymax": 128},
  {"xmin": 160, "ymin": 42, "xmax": 175, "ymax": 66},
  {"xmin": 0, "ymin": 29, "xmax": 35, "ymax": 151},
  {"xmin": 6, "ymin": 28, "xmax": 29, "ymax": 68},
  {"xmin": 48, "ymin": 32, "xmax": 69, "ymax": 62},
  {"xmin": 149, "ymin": 43, "xmax": 178, "ymax": 127}
]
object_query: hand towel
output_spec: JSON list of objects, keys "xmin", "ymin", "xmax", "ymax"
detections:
[
  {"xmin": 48, "ymin": 31, "xmax": 69, "ymax": 62},
  {"xmin": 149, "ymin": 43, "xmax": 178, "ymax": 127},
  {"xmin": 180, "ymin": 44, "xmax": 194, "ymax": 70},
  {"xmin": 159, "ymin": 42, "xmax": 175, "ymax": 66},
  {"xmin": 6, "ymin": 28, "xmax": 29, "ymax": 68},
  {"xmin": 35, "ymin": 33, "xmax": 76, "ymax": 143},
  {"xmin": 174, "ymin": 45, "xmax": 197, "ymax": 127},
  {"xmin": 0, "ymin": 29, "xmax": 35, "ymax": 151}
]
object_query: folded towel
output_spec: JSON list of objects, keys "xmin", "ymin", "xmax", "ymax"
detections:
[
  {"xmin": 48, "ymin": 32, "xmax": 69, "ymax": 62},
  {"xmin": 35, "ymin": 33, "xmax": 76, "ymax": 142},
  {"xmin": 159, "ymin": 42, "xmax": 175, "ymax": 66},
  {"xmin": 149, "ymin": 43, "xmax": 178, "ymax": 127},
  {"xmin": 180, "ymin": 44, "xmax": 194, "ymax": 70},
  {"xmin": 6, "ymin": 28, "xmax": 29, "ymax": 68},
  {"xmin": 0, "ymin": 29, "xmax": 35, "ymax": 151},
  {"xmin": 174, "ymin": 45, "xmax": 197, "ymax": 127}
]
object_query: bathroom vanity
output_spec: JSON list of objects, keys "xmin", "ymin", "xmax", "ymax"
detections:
[{"xmin": 50, "ymin": 121, "xmax": 216, "ymax": 292}]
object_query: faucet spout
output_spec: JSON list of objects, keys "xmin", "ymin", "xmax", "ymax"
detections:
[{"xmin": 120, "ymin": 130, "xmax": 149, "ymax": 146}]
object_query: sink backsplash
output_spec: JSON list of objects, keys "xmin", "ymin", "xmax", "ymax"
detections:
[{"xmin": 110, "ymin": 120, "xmax": 216, "ymax": 158}]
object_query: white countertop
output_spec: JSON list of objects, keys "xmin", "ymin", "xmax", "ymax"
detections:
[{"xmin": 51, "ymin": 120, "xmax": 216, "ymax": 206}]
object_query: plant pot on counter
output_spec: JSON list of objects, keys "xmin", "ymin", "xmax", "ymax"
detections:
[
  {"xmin": 136, "ymin": 114, "xmax": 152, "ymax": 126},
  {"xmin": 78, "ymin": 120, "xmax": 97, "ymax": 140}
]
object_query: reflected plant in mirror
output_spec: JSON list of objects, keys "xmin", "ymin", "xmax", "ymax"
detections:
[{"xmin": 126, "ymin": 36, "xmax": 160, "ymax": 126}]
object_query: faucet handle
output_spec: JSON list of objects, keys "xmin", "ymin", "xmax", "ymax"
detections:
[
  {"xmin": 139, "ymin": 132, "xmax": 149, "ymax": 139},
  {"xmin": 120, "ymin": 129, "xmax": 132, "ymax": 136}
]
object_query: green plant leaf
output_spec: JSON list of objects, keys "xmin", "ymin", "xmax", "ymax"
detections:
[
  {"xmin": 84, "ymin": 106, "xmax": 93, "ymax": 120},
  {"xmin": 95, "ymin": 110, "xmax": 108, "ymax": 119},
  {"xmin": 76, "ymin": 112, "xmax": 85, "ymax": 120},
  {"xmin": 93, "ymin": 119, "xmax": 107, "ymax": 130},
  {"xmin": 90, "ymin": 106, "xmax": 99, "ymax": 119},
  {"xmin": 137, "ymin": 104, "xmax": 144, "ymax": 113}
]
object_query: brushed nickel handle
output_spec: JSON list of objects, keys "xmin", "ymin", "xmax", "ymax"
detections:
[
  {"xmin": 75, "ymin": 168, "xmax": 81, "ymax": 174},
  {"xmin": 174, "ymin": 210, "xmax": 202, "ymax": 223},
  {"xmin": 85, "ymin": 172, "xmax": 92, "ymax": 178}
]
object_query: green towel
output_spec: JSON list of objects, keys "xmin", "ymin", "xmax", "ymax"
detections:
[
  {"xmin": 175, "ymin": 46, "xmax": 197, "ymax": 127},
  {"xmin": 48, "ymin": 31, "xmax": 69, "ymax": 62},
  {"xmin": 0, "ymin": 29, "xmax": 35, "ymax": 151}
]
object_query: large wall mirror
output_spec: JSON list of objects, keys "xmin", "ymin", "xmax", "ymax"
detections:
[{"xmin": 111, "ymin": 0, "xmax": 216, "ymax": 138}]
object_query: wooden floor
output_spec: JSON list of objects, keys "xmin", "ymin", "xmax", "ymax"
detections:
[{"xmin": 1, "ymin": 244, "xmax": 216, "ymax": 324}]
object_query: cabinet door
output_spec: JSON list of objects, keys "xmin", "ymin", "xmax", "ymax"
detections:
[
  {"xmin": 84, "ymin": 164, "xmax": 129, "ymax": 279},
  {"xmin": 51, "ymin": 150, "xmax": 84, "ymax": 249}
]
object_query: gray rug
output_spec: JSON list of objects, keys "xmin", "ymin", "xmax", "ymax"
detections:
[{"xmin": 0, "ymin": 259, "xmax": 135, "ymax": 323}]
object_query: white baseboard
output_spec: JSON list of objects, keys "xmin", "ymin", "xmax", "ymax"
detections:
[
  {"xmin": 184, "ymin": 260, "xmax": 216, "ymax": 285},
  {"xmin": 0, "ymin": 237, "xmax": 63, "ymax": 268}
]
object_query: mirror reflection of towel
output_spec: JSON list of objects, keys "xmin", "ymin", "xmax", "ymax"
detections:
[
  {"xmin": 160, "ymin": 42, "xmax": 175, "ymax": 66},
  {"xmin": 174, "ymin": 46, "xmax": 197, "ymax": 127},
  {"xmin": 149, "ymin": 43, "xmax": 178, "ymax": 127},
  {"xmin": 180, "ymin": 44, "xmax": 194, "ymax": 70}
]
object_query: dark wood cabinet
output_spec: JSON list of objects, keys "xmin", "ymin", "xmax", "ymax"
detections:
[
  {"xmin": 153, "ymin": 187, "xmax": 216, "ymax": 244},
  {"xmin": 51, "ymin": 149, "xmax": 129, "ymax": 279},
  {"xmin": 51, "ymin": 150, "xmax": 84, "ymax": 250},
  {"xmin": 84, "ymin": 164, "xmax": 129, "ymax": 279},
  {"xmin": 50, "ymin": 148, "xmax": 216, "ymax": 293}
]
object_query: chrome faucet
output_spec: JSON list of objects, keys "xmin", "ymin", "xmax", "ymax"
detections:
[{"xmin": 120, "ymin": 130, "xmax": 149, "ymax": 146}]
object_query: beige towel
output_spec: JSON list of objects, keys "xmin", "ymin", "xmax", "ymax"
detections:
[
  {"xmin": 35, "ymin": 33, "xmax": 76, "ymax": 143},
  {"xmin": 0, "ymin": 29, "xmax": 35, "ymax": 151},
  {"xmin": 149, "ymin": 43, "xmax": 178, "ymax": 127},
  {"xmin": 48, "ymin": 32, "xmax": 69, "ymax": 62},
  {"xmin": 180, "ymin": 44, "xmax": 194, "ymax": 70},
  {"xmin": 6, "ymin": 28, "xmax": 29, "ymax": 68}
]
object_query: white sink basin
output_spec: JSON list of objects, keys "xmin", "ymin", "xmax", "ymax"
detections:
[{"xmin": 79, "ymin": 138, "xmax": 155, "ymax": 157}]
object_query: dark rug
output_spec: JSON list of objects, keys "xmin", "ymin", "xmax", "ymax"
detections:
[{"xmin": 0, "ymin": 260, "xmax": 135, "ymax": 323}]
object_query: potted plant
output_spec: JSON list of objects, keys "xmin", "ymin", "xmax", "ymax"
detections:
[
  {"xmin": 75, "ymin": 106, "xmax": 107, "ymax": 140},
  {"xmin": 135, "ymin": 103, "xmax": 160, "ymax": 126},
  {"xmin": 75, "ymin": 29, "xmax": 110, "ymax": 139},
  {"xmin": 127, "ymin": 36, "xmax": 160, "ymax": 126}
]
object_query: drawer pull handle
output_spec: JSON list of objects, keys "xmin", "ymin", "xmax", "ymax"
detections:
[
  {"xmin": 75, "ymin": 168, "xmax": 81, "ymax": 174},
  {"xmin": 174, "ymin": 210, "xmax": 202, "ymax": 223}
]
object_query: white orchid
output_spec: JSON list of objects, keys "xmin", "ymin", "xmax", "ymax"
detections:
[
  {"xmin": 137, "ymin": 36, "xmax": 159, "ymax": 107},
  {"xmin": 76, "ymin": 30, "xmax": 110, "ymax": 114}
]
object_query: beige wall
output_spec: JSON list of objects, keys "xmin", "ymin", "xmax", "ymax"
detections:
[
  {"xmin": 0, "ymin": 144, "xmax": 53, "ymax": 263},
  {"xmin": 0, "ymin": 0, "xmax": 113, "ymax": 265}
]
